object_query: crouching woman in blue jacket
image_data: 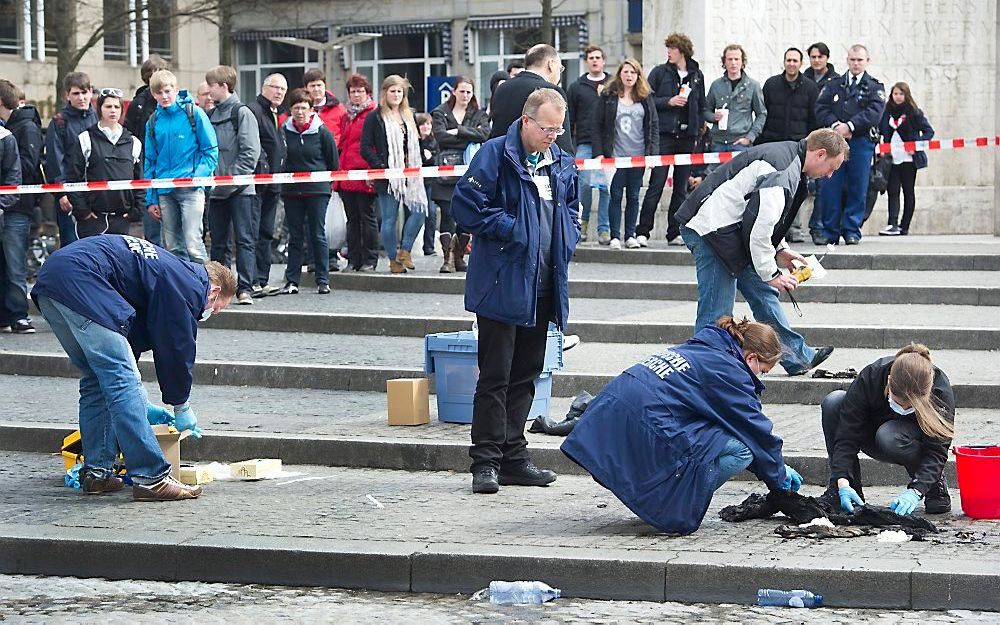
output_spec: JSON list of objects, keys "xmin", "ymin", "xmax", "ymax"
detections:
[{"xmin": 561, "ymin": 316, "xmax": 802, "ymax": 535}]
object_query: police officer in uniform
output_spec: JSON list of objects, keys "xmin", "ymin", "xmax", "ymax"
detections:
[{"xmin": 815, "ymin": 44, "xmax": 886, "ymax": 245}]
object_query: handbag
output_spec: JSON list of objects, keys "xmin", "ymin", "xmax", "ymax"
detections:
[
  {"xmin": 869, "ymin": 152, "xmax": 892, "ymax": 194},
  {"xmin": 435, "ymin": 149, "xmax": 464, "ymax": 184}
]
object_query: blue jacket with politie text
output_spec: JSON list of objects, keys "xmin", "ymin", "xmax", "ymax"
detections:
[
  {"xmin": 452, "ymin": 119, "xmax": 581, "ymax": 328},
  {"xmin": 561, "ymin": 325, "xmax": 789, "ymax": 535},
  {"xmin": 815, "ymin": 71, "xmax": 886, "ymax": 139},
  {"xmin": 31, "ymin": 235, "xmax": 210, "ymax": 406}
]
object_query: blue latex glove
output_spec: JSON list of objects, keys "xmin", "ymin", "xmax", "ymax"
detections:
[
  {"xmin": 838, "ymin": 485, "xmax": 864, "ymax": 513},
  {"xmin": 146, "ymin": 402, "xmax": 175, "ymax": 426},
  {"xmin": 173, "ymin": 403, "xmax": 203, "ymax": 439},
  {"xmin": 890, "ymin": 489, "xmax": 922, "ymax": 516},
  {"xmin": 779, "ymin": 465, "xmax": 803, "ymax": 491}
]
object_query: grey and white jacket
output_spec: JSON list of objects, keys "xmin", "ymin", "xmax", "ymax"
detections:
[
  {"xmin": 207, "ymin": 93, "xmax": 261, "ymax": 198},
  {"xmin": 676, "ymin": 139, "xmax": 808, "ymax": 281}
]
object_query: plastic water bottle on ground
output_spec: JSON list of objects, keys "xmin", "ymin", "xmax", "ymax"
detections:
[
  {"xmin": 488, "ymin": 581, "xmax": 561, "ymax": 605},
  {"xmin": 756, "ymin": 588, "xmax": 823, "ymax": 608}
]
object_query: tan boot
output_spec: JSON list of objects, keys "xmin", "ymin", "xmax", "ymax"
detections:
[
  {"xmin": 398, "ymin": 249, "xmax": 416, "ymax": 270},
  {"xmin": 389, "ymin": 257, "xmax": 407, "ymax": 274},
  {"xmin": 439, "ymin": 233, "xmax": 455, "ymax": 273},
  {"xmin": 453, "ymin": 234, "xmax": 471, "ymax": 272}
]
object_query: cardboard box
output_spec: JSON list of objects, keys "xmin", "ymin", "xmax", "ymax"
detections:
[
  {"xmin": 179, "ymin": 464, "xmax": 214, "ymax": 485},
  {"xmin": 386, "ymin": 378, "xmax": 430, "ymax": 426},
  {"xmin": 151, "ymin": 425, "xmax": 192, "ymax": 479},
  {"xmin": 231, "ymin": 458, "xmax": 282, "ymax": 480}
]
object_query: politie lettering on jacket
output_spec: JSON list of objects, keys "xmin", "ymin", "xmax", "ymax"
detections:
[
  {"xmin": 638, "ymin": 349, "xmax": 691, "ymax": 380},
  {"xmin": 123, "ymin": 235, "xmax": 159, "ymax": 260}
]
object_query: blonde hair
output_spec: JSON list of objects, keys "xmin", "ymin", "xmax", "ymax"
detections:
[
  {"xmin": 379, "ymin": 75, "xmax": 415, "ymax": 125},
  {"xmin": 204, "ymin": 261, "xmax": 237, "ymax": 298},
  {"xmin": 806, "ymin": 128, "xmax": 850, "ymax": 159},
  {"xmin": 522, "ymin": 88, "xmax": 566, "ymax": 118},
  {"xmin": 888, "ymin": 344, "xmax": 954, "ymax": 440},
  {"xmin": 149, "ymin": 70, "xmax": 177, "ymax": 93},
  {"xmin": 717, "ymin": 316, "xmax": 783, "ymax": 366},
  {"xmin": 606, "ymin": 58, "xmax": 651, "ymax": 100}
]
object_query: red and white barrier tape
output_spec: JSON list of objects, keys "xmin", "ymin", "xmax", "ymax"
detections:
[{"xmin": 2, "ymin": 135, "xmax": 997, "ymax": 196}]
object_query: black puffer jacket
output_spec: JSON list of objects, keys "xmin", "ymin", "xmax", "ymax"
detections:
[
  {"xmin": 65, "ymin": 124, "xmax": 143, "ymax": 219},
  {"xmin": 4, "ymin": 105, "xmax": 43, "ymax": 216},
  {"xmin": 248, "ymin": 93, "xmax": 288, "ymax": 191},
  {"xmin": 756, "ymin": 73, "xmax": 819, "ymax": 144},
  {"xmin": 591, "ymin": 94, "xmax": 659, "ymax": 158},
  {"xmin": 488, "ymin": 70, "xmax": 574, "ymax": 152},
  {"xmin": 567, "ymin": 72, "xmax": 611, "ymax": 145},
  {"xmin": 647, "ymin": 57, "xmax": 708, "ymax": 138}
]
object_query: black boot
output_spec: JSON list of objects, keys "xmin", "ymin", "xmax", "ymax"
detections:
[
  {"xmin": 472, "ymin": 467, "xmax": 499, "ymax": 494},
  {"xmin": 923, "ymin": 476, "xmax": 952, "ymax": 514},
  {"xmin": 498, "ymin": 462, "xmax": 557, "ymax": 487}
]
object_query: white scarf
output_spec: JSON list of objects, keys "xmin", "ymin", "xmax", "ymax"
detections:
[{"xmin": 384, "ymin": 112, "xmax": 428, "ymax": 214}]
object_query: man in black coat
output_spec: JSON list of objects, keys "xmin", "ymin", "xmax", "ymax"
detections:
[
  {"xmin": 566, "ymin": 45, "xmax": 612, "ymax": 243},
  {"xmin": 123, "ymin": 54, "xmax": 170, "ymax": 246},
  {"xmin": 247, "ymin": 73, "xmax": 288, "ymax": 297},
  {"xmin": 489, "ymin": 44, "xmax": 574, "ymax": 153},
  {"xmin": 757, "ymin": 48, "xmax": 819, "ymax": 243},
  {"xmin": 0, "ymin": 79, "xmax": 34, "ymax": 333}
]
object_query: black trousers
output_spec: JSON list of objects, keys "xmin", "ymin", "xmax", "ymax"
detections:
[
  {"xmin": 470, "ymin": 296, "xmax": 553, "ymax": 472},
  {"xmin": 821, "ymin": 389, "xmax": 925, "ymax": 497},
  {"xmin": 75, "ymin": 213, "xmax": 131, "ymax": 239},
  {"xmin": 254, "ymin": 189, "xmax": 280, "ymax": 286},
  {"xmin": 435, "ymin": 199, "xmax": 467, "ymax": 237},
  {"xmin": 340, "ymin": 191, "xmax": 379, "ymax": 270},
  {"xmin": 887, "ymin": 162, "xmax": 917, "ymax": 232},
  {"xmin": 637, "ymin": 134, "xmax": 697, "ymax": 240}
]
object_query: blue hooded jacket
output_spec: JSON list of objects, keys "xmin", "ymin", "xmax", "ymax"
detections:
[
  {"xmin": 143, "ymin": 89, "xmax": 219, "ymax": 206},
  {"xmin": 31, "ymin": 235, "xmax": 210, "ymax": 406},
  {"xmin": 451, "ymin": 119, "xmax": 581, "ymax": 328},
  {"xmin": 560, "ymin": 325, "xmax": 789, "ymax": 535}
]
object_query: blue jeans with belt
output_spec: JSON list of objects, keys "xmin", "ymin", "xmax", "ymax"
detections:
[{"xmin": 37, "ymin": 296, "xmax": 171, "ymax": 485}]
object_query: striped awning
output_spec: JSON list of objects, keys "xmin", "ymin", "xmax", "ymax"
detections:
[
  {"xmin": 462, "ymin": 14, "xmax": 588, "ymax": 63},
  {"xmin": 233, "ymin": 28, "xmax": 328, "ymax": 42},
  {"xmin": 336, "ymin": 21, "xmax": 452, "ymax": 70}
]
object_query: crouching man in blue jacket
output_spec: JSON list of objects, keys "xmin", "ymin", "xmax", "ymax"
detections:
[
  {"xmin": 561, "ymin": 317, "xmax": 802, "ymax": 535},
  {"xmin": 32, "ymin": 235, "xmax": 236, "ymax": 501},
  {"xmin": 453, "ymin": 89, "xmax": 581, "ymax": 494}
]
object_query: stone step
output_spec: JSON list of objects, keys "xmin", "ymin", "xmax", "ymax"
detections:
[{"xmin": 1, "ymin": 451, "xmax": 997, "ymax": 610}]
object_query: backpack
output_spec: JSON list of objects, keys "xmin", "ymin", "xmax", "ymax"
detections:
[
  {"xmin": 210, "ymin": 104, "xmax": 269, "ymax": 174},
  {"xmin": 147, "ymin": 102, "xmax": 197, "ymax": 155}
]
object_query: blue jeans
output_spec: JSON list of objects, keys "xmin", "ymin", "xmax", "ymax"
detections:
[
  {"xmin": 575, "ymin": 144, "xmax": 610, "ymax": 234},
  {"xmin": 57, "ymin": 207, "xmax": 78, "ymax": 248},
  {"xmin": 159, "ymin": 188, "xmax": 207, "ymax": 263},
  {"xmin": 376, "ymin": 191, "xmax": 423, "ymax": 256},
  {"xmin": 609, "ymin": 167, "xmax": 644, "ymax": 240},
  {"xmin": 209, "ymin": 194, "xmax": 259, "ymax": 295},
  {"xmin": 36, "ymin": 296, "xmax": 171, "ymax": 485},
  {"xmin": 283, "ymin": 194, "xmax": 329, "ymax": 286},
  {"xmin": 711, "ymin": 437, "xmax": 754, "ymax": 491},
  {"xmin": 820, "ymin": 136, "xmax": 875, "ymax": 241},
  {"xmin": 712, "ymin": 141, "xmax": 751, "ymax": 153},
  {"xmin": 0, "ymin": 212, "xmax": 31, "ymax": 324},
  {"xmin": 681, "ymin": 226, "xmax": 816, "ymax": 374},
  {"xmin": 143, "ymin": 211, "xmax": 162, "ymax": 247}
]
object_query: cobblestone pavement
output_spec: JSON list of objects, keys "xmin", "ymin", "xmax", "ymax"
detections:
[
  {"xmin": 2, "ymin": 321, "xmax": 998, "ymax": 379},
  {"xmin": 1, "ymin": 375, "xmax": 995, "ymax": 456},
  {"xmin": 1, "ymin": 575, "xmax": 998, "ymax": 624},
  {"xmin": 3, "ymin": 452, "xmax": 998, "ymax": 562}
]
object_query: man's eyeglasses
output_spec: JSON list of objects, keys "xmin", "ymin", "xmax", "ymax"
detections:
[
  {"xmin": 99, "ymin": 88, "xmax": 124, "ymax": 98},
  {"xmin": 527, "ymin": 117, "xmax": 565, "ymax": 136},
  {"xmin": 264, "ymin": 83, "xmax": 287, "ymax": 91}
]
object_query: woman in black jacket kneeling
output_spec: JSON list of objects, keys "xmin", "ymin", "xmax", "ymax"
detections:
[
  {"xmin": 822, "ymin": 343, "xmax": 955, "ymax": 516},
  {"xmin": 591, "ymin": 59, "xmax": 658, "ymax": 250},
  {"xmin": 66, "ymin": 88, "xmax": 143, "ymax": 238}
]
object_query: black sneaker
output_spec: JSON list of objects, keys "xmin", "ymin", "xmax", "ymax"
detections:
[
  {"xmin": 498, "ymin": 462, "xmax": 557, "ymax": 487},
  {"xmin": 811, "ymin": 232, "xmax": 829, "ymax": 246},
  {"xmin": 924, "ymin": 477, "xmax": 952, "ymax": 514},
  {"xmin": 11, "ymin": 319, "xmax": 36, "ymax": 334},
  {"xmin": 280, "ymin": 282, "xmax": 299, "ymax": 295},
  {"xmin": 472, "ymin": 467, "xmax": 499, "ymax": 494},
  {"xmin": 317, "ymin": 283, "xmax": 330, "ymax": 295}
]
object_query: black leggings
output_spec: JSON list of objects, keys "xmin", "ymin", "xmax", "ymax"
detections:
[
  {"xmin": 436, "ymin": 199, "xmax": 466, "ymax": 237},
  {"xmin": 887, "ymin": 162, "xmax": 917, "ymax": 232},
  {"xmin": 821, "ymin": 389, "xmax": 923, "ymax": 497}
]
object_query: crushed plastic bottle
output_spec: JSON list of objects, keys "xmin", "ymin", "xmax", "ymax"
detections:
[
  {"xmin": 757, "ymin": 588, "xmax": 823, "ymax": 608},
  {"xmin": 487, "ymin": 581, "xmax": 561, "ymax": 605}
]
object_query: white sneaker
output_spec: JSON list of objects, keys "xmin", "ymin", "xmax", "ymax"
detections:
[
  {"xmin": 562, "ymin": 334, "xmax": 581, "ymax": 351},
  {"xmin": 667, "ymin": 236, "xmax": 685, "ymax": 246},
  {"xmin": 609, "ymin": 238, "xmax": 622, "ymax": 250},
  {"xmin": 636, "ymin": 235, "xmax": 648, "ymax": 247},
  {"xmin": 625, "ymin": 237, "xmax": 640, "ymax": 249}
]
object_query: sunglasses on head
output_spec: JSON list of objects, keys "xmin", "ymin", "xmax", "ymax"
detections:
[{"xmin": 99, "ymin": 88, "xmax": 124, "ymax": 98}]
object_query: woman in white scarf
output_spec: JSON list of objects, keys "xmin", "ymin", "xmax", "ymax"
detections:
[{"xmin": 360, "ymin": 75, "xmax": 428, "ymax": 274}]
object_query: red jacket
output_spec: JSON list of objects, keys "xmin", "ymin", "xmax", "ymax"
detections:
[
  {"xmin": 316, "ymin": 90, "xmax": 347, "ymax": 144},
  {"xmin": 336, "ymin": 99, "xmax": 376, "ymax": 194}
]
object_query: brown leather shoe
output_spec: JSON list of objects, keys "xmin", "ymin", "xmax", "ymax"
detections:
[
  {"xmin": 439, "ymin": 233, "xmax": 454, "ymax": 273},
  {"xmin": 82, "ymin": 474, "xmax": 124, "ymax": 495},
  {"xmin": 389, "ymin": 259, "xmax": 407, "ymax": 274},
  {"xmin": 133, "ymin": 475, "xmax": 203, "ymax": 501},
  {"xmin": 452, "ymin": 234, "xmax": 470, "ymax": 272},
  {"xmin": 397, "ymin": 249, "xmax": 416, "ymax": 270}
]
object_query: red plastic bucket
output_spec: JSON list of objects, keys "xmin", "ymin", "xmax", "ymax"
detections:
[{"xmin": 953, "ymin": 446, "xmax": 1000, "ymax": 519}]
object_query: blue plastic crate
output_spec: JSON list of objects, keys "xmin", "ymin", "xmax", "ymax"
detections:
[{"xmin": 424, "ymin": 329, "xmax": 563, "ymax": 424}]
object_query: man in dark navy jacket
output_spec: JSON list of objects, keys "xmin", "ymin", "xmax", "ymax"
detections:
[
  {"xmin": 453, "ymin": 89, "xmax": 581, "ymax": 494},
  {"xmin": 32, "ymin": 235, "xmax": 236, "ymax": 501}
]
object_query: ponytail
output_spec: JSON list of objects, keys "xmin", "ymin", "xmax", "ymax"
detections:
[
  {"xmin": 889, "ymin": 344, "xmax": 954, "ymax": 440},
  {"xmin": 717, "ymin": 316, "xmax": 783, "ymax": 365}
]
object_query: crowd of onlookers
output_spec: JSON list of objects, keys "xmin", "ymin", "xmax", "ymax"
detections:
[{"xmin": 0, "ymin": 32, "xmax": 936, "ymax": 332}]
